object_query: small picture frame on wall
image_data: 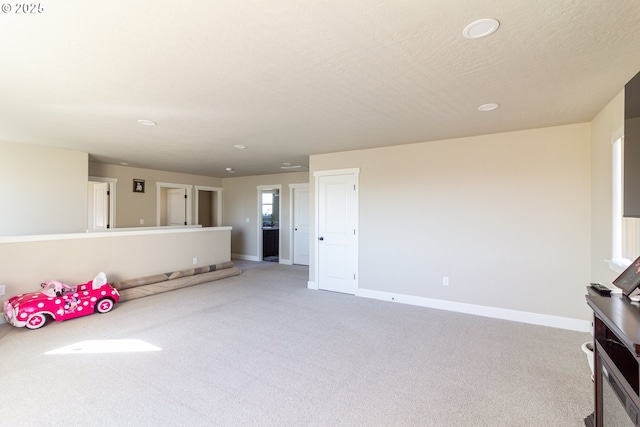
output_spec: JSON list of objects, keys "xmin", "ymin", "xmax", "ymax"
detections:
[{"xmin": 133, "ymin": 179, "xmax": 145, "ymax": 193}]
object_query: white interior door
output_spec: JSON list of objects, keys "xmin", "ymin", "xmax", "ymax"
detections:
[
  {"xmin": 168, "ymin": 188, "xmax": 186, "ymax": 226},
  {"xmin": 293, "ymin": 185, "xmax": 310, "ymax": 266},
  {"xmin": 92, "ymin": 182, "xmax": 109, "ymax": 229},
  {"xmin": 88, "ymin": 177, "xmax": 117, "ymax": 230},
  {"xmin": 318, "ymin": 172, "xmax": 358, "ymax": 294}
]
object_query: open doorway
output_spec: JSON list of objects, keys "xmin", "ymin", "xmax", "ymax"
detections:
[
  {"xmin": 195, "ymin": 186, "xmax": 223, "ymax": 227},
  {"xmin": 257, "ymin": 185, "xmax": 281, "ymax": 262}
]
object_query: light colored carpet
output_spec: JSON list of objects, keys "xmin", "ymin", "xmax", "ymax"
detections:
[{"xmin": 0, "ymin": 260, "xmax": 593, "ymax": 426}]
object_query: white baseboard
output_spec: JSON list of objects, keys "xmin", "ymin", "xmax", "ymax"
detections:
[
  {"xmin": 231, "ymin": 254, "xmax": 260, "ymax": 262},
  {"xmin": 357, "ymin": 288, "xmax": 591, "ymax": 332},
  {"xmin": 308, "ymin": 281, "xmax": 318, "ymax": 290},
  {"xmin": 279, "ymin": 258, "xmax": 292, "ymax": 265}
]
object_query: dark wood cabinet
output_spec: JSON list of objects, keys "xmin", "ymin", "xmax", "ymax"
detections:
[
  {"xmin": 263, "ymin": 228, "xmax": 279, "ymax": 258},
  {"xmin": 586, "ymin": 294, "xmax": 640, "ymax": 426}
]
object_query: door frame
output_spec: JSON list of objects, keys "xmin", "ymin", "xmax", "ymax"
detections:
[
  {"xmin": 312, "ymin": 168, "xmax": 359, "ymax": 292},
  {"xmin": 289, "ymin": 183, "xmax": 309, "ymax": 266},
  {"xmin": 156, "ymin": 182, "xmax": 193, "ymax": 226},
  {"xmin": 194, "ymin": 185, "xmax": 223, "ymax": 227},
  {"xmin": 257, "ymin": 184, "xmax": 282, "ymax": 261},
  {"xmin": 88, "ymin": 176, "xmax": 117, "ymax": 229}
]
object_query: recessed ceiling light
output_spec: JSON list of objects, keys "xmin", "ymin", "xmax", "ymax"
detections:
[
  {"xmin": 478, "ymin": 103, "xmax": 500, "ymax": 112},
  {"xmin": 225, "ymin": 167, "xmax": 235, "ymax": 173},
  {"xmin": 137, "ymin": 119, "xmax": 157, "ymax": 126},
  {"xmin": 120, "ymin": 162, "xmax": 129, "ymax": 166},
  {"xmin": 233, "ymin": 144, "xmax": 246, "ymax": 149},
  {"xmin": 463, "ymin": 18, "xmax": 500, "ymax": 39},
  {"xmin": 282, "ymin": 162, "xmax": 291, "ymax": 166},
  {"xmin": 281, "ymin": 165, "xmax": 309, "ymax": 171}
]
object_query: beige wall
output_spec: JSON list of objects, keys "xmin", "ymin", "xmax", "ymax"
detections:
[
  {"xmin": 0, "ymin": 227, "xmax": 231, "ymax": 298},
  {"xmin": 0, "ymin": 141, "xmax": 88, "ymax": 236},
  {"xmin": 89, "ymin": 162, "xmax": 222, "ymax": 228},
  {"xmin": 310, "ymin": 123, "xmax": 593, "ymax": 321},
  {"xmin": 589, "ymin": 90, "xmax": 624, "ymax": 281},
  {"xmin": 222, "ymin": 172, "xmax": 308, "ymax": 262}
]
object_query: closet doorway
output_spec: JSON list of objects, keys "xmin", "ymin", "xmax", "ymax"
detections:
[{"xmin": 195, "ymin": 186, "xmax": 223, "ymax": 227}]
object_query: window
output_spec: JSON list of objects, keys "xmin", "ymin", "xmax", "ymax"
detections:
[
  {"xmin": 612, "ymin": 136, "xmax": 640, "ymax": 268},
  {"xmin": 262, "ymin": 192, "xmax": 273, "ymax": 223},
  {"xmin": 622, "ymin": 217, "xmax": 640, "ymax": 261}
]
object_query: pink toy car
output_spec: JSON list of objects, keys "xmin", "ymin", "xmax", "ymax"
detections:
[{"xmin": 3, "ymin": 272, "xmax": 120, "ymax": 329}]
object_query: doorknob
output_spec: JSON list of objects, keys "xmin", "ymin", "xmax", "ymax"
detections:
[{"xmin": 319, "ymin": 237, "xmax": 324, "ymax": 241}]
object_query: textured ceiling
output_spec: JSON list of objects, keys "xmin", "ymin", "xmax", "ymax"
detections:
[{"xmin": 1, "ymin": 1, "xmax": 640, "ymax": 177}]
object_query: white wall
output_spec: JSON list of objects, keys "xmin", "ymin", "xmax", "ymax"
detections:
[
  {"xmin": 0, "ymin": 141, "xmax": 88, "ymax": 236},
  {"xmin": 0, "ymin": 227, "xmax": 232, "ymax": 299},
  {"xmin": 310, "ymin": 123, "xmax": 592, "ymax": 325},
  {"xmin": 590, "ymin": 90, "xmax": 624, "ymax": 283}
]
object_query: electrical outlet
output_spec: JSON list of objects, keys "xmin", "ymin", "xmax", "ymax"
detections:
[
  {"xmin": 0, "ymin": 285, "xmax": 5, "ymax": 296},
  {"xmin": 193, "ymin": 257, "xmax": 197, "ymax": 265},
  {"xmin": 140, "ymin": 219, "xmax": 144, "ymax": 225},
  {"xmin": 442, "ymin": 276, "xmax": 449, "ymax": 287}
]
